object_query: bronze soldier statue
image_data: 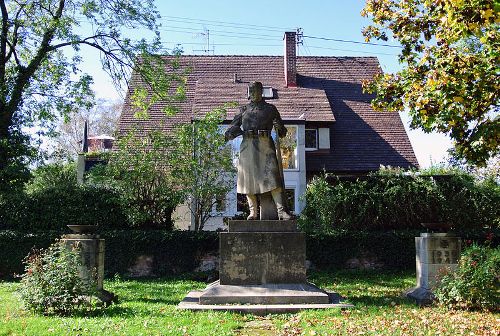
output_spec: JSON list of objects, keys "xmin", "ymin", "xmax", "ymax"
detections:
[{"xmin": 225, "ymin": 81, "xmax": 293, "ymax": 220}]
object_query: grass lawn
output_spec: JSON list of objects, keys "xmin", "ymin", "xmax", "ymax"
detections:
[{"xmin": 0, "ymin": 270, "xmax": 498, "ymax": 335}]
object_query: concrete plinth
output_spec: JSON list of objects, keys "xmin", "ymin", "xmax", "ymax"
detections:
[
  {"xmin": 179, "ymin": 290, "xmax": 353, "ymax": 314},
  {"xmin": 61, "ymin": 233, "xmax": 115, "ymax": 303},
  {"xmin": 219, "ymin": 231, "xmax": 306, "ymax": 285},
  {"xmin": 200, "ymin": 281, "xmax": 329, "ymax": 305},
  {"xmin": 406, "ymin": 233, "xmax": 461, "ymax": 305},
  {"xmin": 62, "ymin": 233, "xmax": 105, "ymax": 289},
  {"xmin": 179, "ymin": 220, "xmax": 350, "ymax": 313}
]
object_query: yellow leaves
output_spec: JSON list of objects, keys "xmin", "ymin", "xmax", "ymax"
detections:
[
  {"xmin": 481, "ymin": 9, "xmax": 494, "ymax": 21},
  {"xmin": 467, "ymin": 22, "xmax": 479, "ymax": 31},
  {"xmin": 449, "ymin": 0, "xmax": 464, "ymax": 6},
  {"xmin": 427, "ymin": 78, "xmax": 438, "ymax": 87},
  {"xmin": 453, "ymin": 96, "xmax": 464, "ymax": 103}
]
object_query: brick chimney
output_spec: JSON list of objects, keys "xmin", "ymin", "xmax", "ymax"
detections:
[{"xmin": 283, "ymin": 31, "xmax": 297, "ymax": 87}]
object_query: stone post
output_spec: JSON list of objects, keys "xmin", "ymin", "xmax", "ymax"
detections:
[
  {"xmin": 61, "ymin": 227, "xmax": 114, "ymax": 303},
  {"xmin": 406, "ymin": 233, "xmax": 461, "ymax": 305}
]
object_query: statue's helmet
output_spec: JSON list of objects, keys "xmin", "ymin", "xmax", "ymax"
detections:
[{"xmin": 249, "ymin": 81, "xmax": 263, "ymax": 93}]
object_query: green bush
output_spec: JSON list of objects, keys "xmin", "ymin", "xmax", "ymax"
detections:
[
  {"xmin": 435, "ymin": 244, "xmax": 499, "ymax": 312},
  {"xmin": 18, "ymin": 240, "xmax": 100, "ymax": 315},
  {"xmin": 0, "ymin": 162, "xmax": 127, "ymax": 231},
  {"xmin": 299, "ymin": 168, "xmax": 499, "ymax": 232}
]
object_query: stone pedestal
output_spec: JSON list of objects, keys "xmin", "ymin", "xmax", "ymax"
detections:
[
  {"xmin": 179, "ymin": 220, "xmax": 352, "ymax": 313},
  {"xmin": 219, "ymin": 220, "xmax": 306, "ymax": 285},
  {"xmin": 61, "ymin": 233, "xmax": 114, "ymax": 303},
  {"xmin": 406, "ymin": 233, "xmax": 461, "ymax": 305}
]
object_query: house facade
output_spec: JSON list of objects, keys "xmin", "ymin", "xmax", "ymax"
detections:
[{"xmin": 118, "ymin": 32, "xmax": 418, "ymax": 230}]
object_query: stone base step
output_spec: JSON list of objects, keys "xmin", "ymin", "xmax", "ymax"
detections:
[
  {"xmin": 200, "ymin": 281, "xmax": 329, "ymax": 305},
  {"xmin": 178, "ymin": 289, "xmax": 353, "ymax": 314}
]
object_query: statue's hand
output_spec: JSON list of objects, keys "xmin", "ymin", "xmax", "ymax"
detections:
[{"xmin": 224, "ymin": 128, "xmax": 243, "ymax": 141}]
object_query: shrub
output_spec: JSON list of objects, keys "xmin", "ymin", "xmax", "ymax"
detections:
[
  {"xmin": 299, "ymin": 168, "xmax": 499, "ymax": 232},
  {"xmin": 88, "ymin": 130, "xmax": 182, "ymax": 229},
  {"xmin": 0, "ymin": 162, "xmax": 126, "ymax": 231},
  {"xmin": 435, "ymin": 244, "xmax": 500, "ymax": 312},
  {"xmin": 18, "ymin": 240, "xmax": 100, "ymax": 315},
  {"xmin": 2, "ymin": 230, "xmax": 497, "ymax": 279}
]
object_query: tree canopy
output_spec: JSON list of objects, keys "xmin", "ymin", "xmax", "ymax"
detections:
[
  {"xmin": 362, "ymin": 0, "xmax": 499, "ymax": 166},
  {"xmin": 0, "ymin": 0, "xmax": 185, "ymax": 192}
]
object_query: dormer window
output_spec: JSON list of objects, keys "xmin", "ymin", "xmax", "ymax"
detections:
[{"xmin": 247, "ymin": 86, "xmax": 274, "ymax": 99}]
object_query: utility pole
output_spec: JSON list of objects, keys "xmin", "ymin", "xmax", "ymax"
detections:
[{"xmin": 296, "ymin": 28, "xmax": 304, "ymax": 56}]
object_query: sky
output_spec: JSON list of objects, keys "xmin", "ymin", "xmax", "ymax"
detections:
[{"xmin": 84, "ymin": 0, "xmax": 453, "ymax": 168}]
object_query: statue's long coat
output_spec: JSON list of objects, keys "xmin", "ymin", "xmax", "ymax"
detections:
[{"xmin": 225, "ymin": 101, "xmax": 287, "ymax": 195}]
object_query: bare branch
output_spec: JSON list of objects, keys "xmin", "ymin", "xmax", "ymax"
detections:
[
  {"xmin": 0, "ymin": 0, "xmax": 9, "ymax": 88},
  {"xmin": 5, "ymin": 3, "xmax": 26, "ymax": 63},
  {"xmin": 7, "ymin": 0, "xmax": 65, "ymax": 114}
]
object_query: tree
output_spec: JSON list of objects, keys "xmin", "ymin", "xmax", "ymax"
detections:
[
  {"xmin": 361, "ymin": 0, "xmax": 499, "ymax": 166},
  {"xmin": 171, "ymin": 106, "xmax": 236, "ymax": 231},
  {"xmin": 52, "ymin": 98, "xmax": 122, "ymax": 160},
  {"xmin": 0, "ymin": 0, "xmax": 186, "ymax": 192},
  {"xmin": 90, "ymin": 129, "xmax": 182, "ymax": 229}
]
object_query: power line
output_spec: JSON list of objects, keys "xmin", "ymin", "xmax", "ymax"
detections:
[
  {"xmin": 306, "ymin": 45, "xmax": 398, "ymax": 56},
  {"xmin": 159, "ymin": 25, "xmax": 282, "ymax": 39},
  {"xmin": 303, "ymin": 35, "xmax": 402, "ymax": 48},
  {"xmin": 160, "ymin": 15, "xmax": 295, "ymax": 32},
  {"xmin": 159, "ymin": 15, "xmax": 400, "ymax": 49},
  {"xmin": 159, "ymin": 28, "xmax": 280, "ymax": 42},
  {"xmin": 162, "ymin": 42, "xmax": 282, "ymax": 47}
]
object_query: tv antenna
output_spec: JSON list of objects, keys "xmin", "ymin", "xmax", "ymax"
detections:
[{"xmin": 193, "ymin": 28, "xmax": 214, "ymax": 55}]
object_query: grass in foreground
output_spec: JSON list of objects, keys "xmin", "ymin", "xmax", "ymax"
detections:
[{"xmin": 0, "ymin": 271, "xmax": 498, "ymax": 336}]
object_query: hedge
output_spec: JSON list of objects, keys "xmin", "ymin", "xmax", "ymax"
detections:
[
  {"xmin": 1, "ymin": 229, "xmax": 497, "ymax": 279},
  {"xmin": 299, "ymin": 171, "xmax": 499, "ymax": 232}
]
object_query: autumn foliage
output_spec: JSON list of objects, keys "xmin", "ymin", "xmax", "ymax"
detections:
[{"xmin": 362, "ymin": 0, "xmax": 499, "ymax": 165}]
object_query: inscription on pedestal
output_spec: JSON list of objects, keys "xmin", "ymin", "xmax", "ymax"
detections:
[{"xmin": 415, "ymin": 233, "xmax": 461, "ymax": 289}]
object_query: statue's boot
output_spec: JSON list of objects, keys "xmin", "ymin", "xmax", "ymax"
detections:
[
  {"xmin": 246, "ymin": 194, "xmax": 259, "ymax": 220},
  {"xmin": 271, "ymin": 188, "xmax": 295, "ymax": 220}
]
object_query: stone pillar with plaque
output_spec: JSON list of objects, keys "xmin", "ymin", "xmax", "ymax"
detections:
[
  {"xmin": 61, "ymin": 225, "xmax": 115, "ymax": 303},
  {"xmin": 406, "ymin": 232, "xmax": 461, "ymax": 305}
]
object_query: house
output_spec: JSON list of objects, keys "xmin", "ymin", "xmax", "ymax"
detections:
[
  {"xmin": 118, "ymin": 32, "xmax": 418, "ymax": 230},
  {"xmin": 76, "ymin": 122, "xmax": 115, "ymax": 184}
]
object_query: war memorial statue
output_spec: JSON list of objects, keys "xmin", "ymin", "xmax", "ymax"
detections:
[{"xmin": 225, "ymin": 81, "xmax": 293, "ymax": 220}]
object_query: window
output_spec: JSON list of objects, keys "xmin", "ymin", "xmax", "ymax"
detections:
[
  {"xmin": 280, "ymin": 126, "xmax": 297, "ymax": 170},
  {"xmin": 237, "ymin": 193, "xmax": 249, "ymax": 213},
  {"xmin": 215, "ymin": 194, "xmax": 226, "ymax": 212},
  {"xmin": 247, "ymin": 86, "xmax": 274, "ymax": 98},
  {"xmin": 305, "ymin": 129, "xmax": 318, "ymax": 150},
  {"xmin": 285, "ymin": 188, "xmax": 295, "ymax": 212}
]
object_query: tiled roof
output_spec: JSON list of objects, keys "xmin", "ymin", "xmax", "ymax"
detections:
[{"xmin": 118, "ymin": 55, "xmax": 419, "ymax": 172}]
